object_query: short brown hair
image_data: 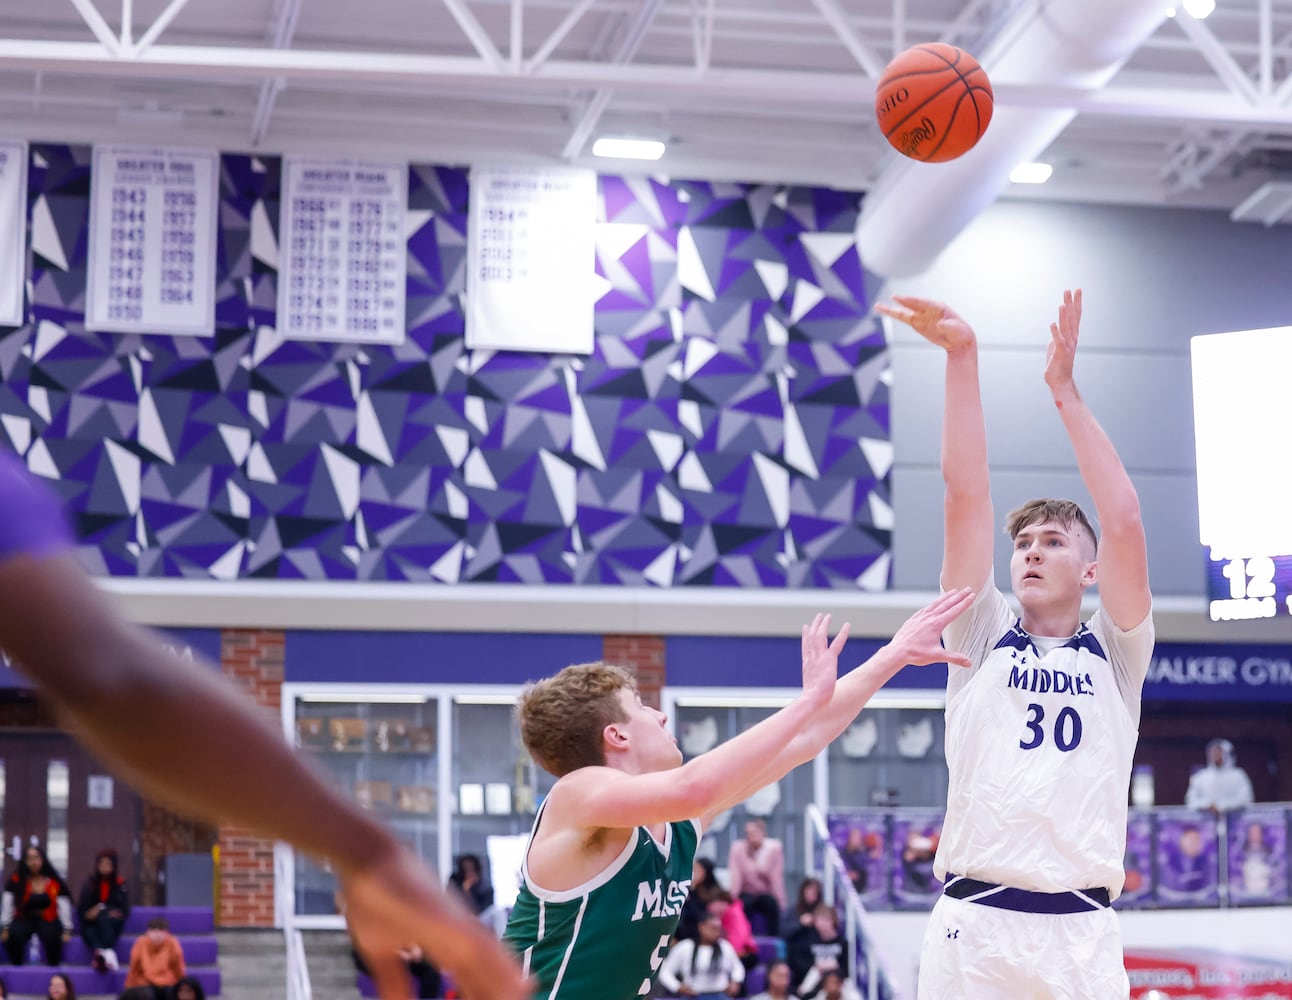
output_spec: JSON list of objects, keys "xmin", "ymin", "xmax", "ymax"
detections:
[
  {"xmin": 517, "ymin": 662, "xmax": 635, "ymax": 777},
  {"xmin": 1005, "ymin": 498, "xmax": 1098, "ymax": 558}
]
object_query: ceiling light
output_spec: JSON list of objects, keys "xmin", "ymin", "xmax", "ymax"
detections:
[
  {"xmin": 1182, "ymin": 0, "xmax": 1215, "ymax": 18},
  {"xmin": 591, "ymin": 137, "xmax": 666, "ymax": 160},
  {"xmin": 1009, "ymin": 161, "xmax": 1054, "ymax": 184},
  {"xmin": 1165, "ymin": 7, "xmax": 1176, "ymax": 15}
]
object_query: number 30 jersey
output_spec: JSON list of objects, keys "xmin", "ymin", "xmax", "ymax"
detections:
[{"xmin": 934, "ymin": 582, "xmax": 1155, "ymax": 899}]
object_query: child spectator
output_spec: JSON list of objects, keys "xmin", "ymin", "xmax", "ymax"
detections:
[
  {"xmin": 1, "ymin": 845, "xmax": 73, "ymax": 966},
  {"xmin": 658, "ymin": 913, "xmax": 745, "ymax": 999},
  {"xmin": 121, "ymin": 916, "xmax": 186, "ymax": 999},
  {"xmin": 781, "ymin": 878, "xmax": 823, "ymax": 937},
  {"xmin": 173, "ymin": 977, "xmax": 206, "ymax": 1000},
  {"xmin": 78, "ymin": 848, "xmax": 130, "ymax": 972},
  {"xmin": 45, "ymin": 973, "xmax": 76, "ymax": 1000},
  {"xmin": 707, "ymin": 892, "xmax": 759, "ymax": 972},
  {"xmin": 785, "ymin": 905, "xmax": 848, "ymax": 999}
]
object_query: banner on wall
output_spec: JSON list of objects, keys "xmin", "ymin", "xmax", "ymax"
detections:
[
  {"xmin": 85, "ymin": 145, "xmax": 219, "ymax": 336},
  {"xmin": 278, "ymin": 157, "xmax": 407, "ymax": 345},
  {"xmin": 466, "ymin": 164, "xmax": 596, "ymax": 354},
  {"xmin": 0, "ymin": 140, "xmax": 26, "ymax": 327}
]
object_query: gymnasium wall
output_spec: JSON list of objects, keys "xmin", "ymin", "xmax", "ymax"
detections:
[{"xmin": 1, "ymin": 145, "xmax": 892, "ymax": 589}]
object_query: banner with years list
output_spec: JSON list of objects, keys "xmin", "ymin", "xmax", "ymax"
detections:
[
  {"xmin": 278, "ymin": 157, "xmax": 407, "ymax": 345},
  {"xmin": 466, "ymin": 165, "xmax": 596, "ymax": 354},
  {"xmin": 86, "ymin": 145, "xmax": 219, "ymax": 336}
]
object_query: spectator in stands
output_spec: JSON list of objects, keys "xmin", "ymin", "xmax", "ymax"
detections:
[
  {"xmin": 45, "ymin": 973, "xmax": 75, "ymax": 1000},
  {"xmin": 785, "ymin": 904, "xmax": 848, "ymax": 999},
  {"xmin": 658, "ymin": 912, "xmax": 745, "ymax": 999},
  {"xmin": 728, "ymin": 819, "xmax": 786, "ymax": 936},
  {"xmin": 749, "ymin": 961, "xmax": 792, "ymax": 1000},
  {"xmin": 676, "ymin": 857, "xmax": 723, "ymax": 943},
  {"xmin": 121, "ymin": 916, "xmax": 186, "ymax": 999},
  {"xmin": 1, "ymin": 844, "xmax": 73, "ymax": 966},
  {"xmin": 839, "ymin": 828, "xmax": 880, "ymax": 896},
  {"xmin": 707, "ymin": 892, "xmax": 759, "ymax": 972},
  {"xmin": 781, "ymin": 878, "xmax": 823, "ymax": 937},
  {"xmin": 172, "ymin": 978, "xmax": 206, "ymax": 1000},
  {"xmin": 817, "ymin": 970, "xmax": 860, "ymax": 1000},
  {"xmin": 78, "ymin": 847, "xmax": 130, "ymax": 973},
  {"xmin": 341, "ymin": 891, "xmax": 442, "ymax": 999},
  {"xmin": 1185, "ymin": 739, "xmax": 1255, "ymax": 813},
  {"xmin": 448, "ymin": 854, "xmax": 494, "ymax": 916}
]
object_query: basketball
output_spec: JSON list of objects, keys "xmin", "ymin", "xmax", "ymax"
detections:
[{"xmin": 875, "ymin": 43, "xmax": 993, "ymax": 163}]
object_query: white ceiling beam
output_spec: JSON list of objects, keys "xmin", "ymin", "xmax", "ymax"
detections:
[
  {"xmin": 700, "ymin": 0, "xmax": 716, "ymax": 71},
  {"xmin": 526, "ymin": 0, "xmax": 599, "ymax": 72},
  {"xmin": 442, "ymin": 0, "xmax": 505, "ymax": 70},
  {"xmin": 1259, "ymin": 0, "xmax": 1273, "ymax": 99},
  {"xmin": 1173, "ymin": 11, "xmax": 1262, "ymax": 106},
  {"xmin": 67, "ymin": 0, "xmax": 122, "ymax": 56},
  {"xmin": 510, "ymin": 0, "xmax": 523, "ymax": 71},
  {"xmin": 132, "ymin": 0, "xmax": 194, "ymax": 56},
  {"xmin": 892, "ymin": 0, "xmax": 905, "ymax": 56},
  {"xmin": 250, "ymin": 0, "xmax": 306, "ymax": 146},
  {"xmin": 561, "ymin": 0, "xmax": 665, "ymax": 160},
  {"xmin": 807, "ymin": 0, "xmax": 883, "ymax": 78},
  {"xmin": 121, "ymin": 0, "xmax": 133, "ymax": 47},
  {"xmin": 937, "ymin": 0, "xmax": 996, "ymax": 45}
]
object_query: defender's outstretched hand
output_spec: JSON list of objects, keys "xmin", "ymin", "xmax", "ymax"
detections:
[
  {"xmin": 887, "ymin": 589, "xmax": 976, "ymax": 669},
  {"xmin": 801, "ymin": 613, "xmax": 849, "ymax": 703},
  {"xmin": 875, "ymin": 295, "xmax": 976, "ymax": 352},
  {"xmin": 1045, "ymin": 288, "xmax": 1082, "ymax": 393}
]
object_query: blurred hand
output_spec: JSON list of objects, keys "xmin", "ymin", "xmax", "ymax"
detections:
[
  {"xmin": 886, "ymin": 590, "xmax": 976, "ymax": 669},
  {"xmin": 1044, "ymin": 288, "xmax": 1082, "ymax": 393},
  {"xmin": 876, "ymin": 296, "xmax": 976, "ymax": 352}
]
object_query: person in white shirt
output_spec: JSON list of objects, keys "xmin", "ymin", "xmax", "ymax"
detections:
[
  {"xmin": 878, "ymin": 290, "xmax": 1154, "ymax": 1000},
  {"xmin": 658, "ymin": 913, "xmax": 745, "ymax": 999},
  {"xmin": 1185, "ymin": 739, "xmax": 1255, "ymax": 813}
]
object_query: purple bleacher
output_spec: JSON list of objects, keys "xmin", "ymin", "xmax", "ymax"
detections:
[
  {"xmin": 754, "ymin": 935, "xmax": 782, "ymax": 964},
  {"xmin": 745, "ymin": 965, "xmax": 767, "ymax": 996},
  {"xmin": 125, "ymin": 905, "xmax": 214, "ymax": 934},
  {"xmin": 0, "ymin": 966, "xmax": 221, "ymax": 996},
  {"xmin": 64, "ymin": 935, "xmax": 219, "ymax": 966}
]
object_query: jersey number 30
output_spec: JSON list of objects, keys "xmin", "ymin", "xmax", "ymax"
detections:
[{"xmin": 1019, "ymin": 703, "xmax": 1082, "ymax": 752}]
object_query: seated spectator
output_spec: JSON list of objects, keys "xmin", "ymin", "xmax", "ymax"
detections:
[
  {"xmin": 1, "ymin": 844, "xmax": 73, "ymax": 966},
  {"xmin": 728, "ymin": 819, "xmax": 785, "ymax": 936},
  {"xmin": 120, "ymin": 916, "xmax": 186, "ymax": 999},
  {"xmin": 785, "ymin": 905, "xmax": 848, "ymax": 999},
  {"xmin": 781, "ymin": 878, "xmax": 823, "ymax": 937},
  {"xmin": 750, "ymin": 960, "xmax": 792, "ymax": 1000},
  {"xmin": 707, "ymin": 892, "xmax": 758, "ymax": 972},
  {"xmin": 1185, "ymin": 739, "xmax": 1255, "ymax": 813},
  {"xmin": 658, "ymin": 913, "xmax": 745, "ymax": 999},
  {"xmin": 448, "ymin": 853, "xmax": 502, "ymax": 934},
  {"xmin": 46, "ymin": 973, "xmax": 76, "ymax": 1000},
  {"xmin": 78, "ymin": 848, "xmax": 130, "ymax": 972},
  {"xmin": 817, "ymin": 970, "xmax": 860, "ymax": 1000},
  {"xmin": 172, "ymin": 978, "xmax": 206, "ymax": 1000},
  {"xmin": 676, "ymin": 857, "xmax": 723, "ymax": 943}
]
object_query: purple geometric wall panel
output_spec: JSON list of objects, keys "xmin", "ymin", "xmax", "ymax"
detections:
[{"xmin": 0, "ymin": 147, "xmax": 892, "ymax": 587}]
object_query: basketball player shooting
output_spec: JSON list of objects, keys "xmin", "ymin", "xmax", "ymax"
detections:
[
  {"xmin": 0, "ymin": 451, "xmax": 526, "ymax": 1000},
  {"xmin": 502, "ymin": 593, "xmax": 975, "ymax": 1000},
  {"xmin": 876, "ymin": 289, "xmax": 1154, "ymax": 999}
]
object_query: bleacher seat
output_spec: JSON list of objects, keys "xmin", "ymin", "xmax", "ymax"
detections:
[
  {"xmin": 745, "ymin": 964, "xmax": 767, "ymax": 996},
  {"xmin": 357, "ymin": 968, "xmax": 455, "ymax": 998},
  {"xmin": 754, "ymin": 935, "xmax": 782, "ymax": 964},
  {"xmin": 0, "ymin": 905, "xmax": 221, "ymax": 997}
]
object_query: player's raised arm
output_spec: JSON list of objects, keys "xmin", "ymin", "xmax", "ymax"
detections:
[
  {"xmin": 876, "ymin": 296, "xmax": 994, "ymax": 594},
  {"xmin": 1043, "ymin": 289, "xmax": 1151, "ymax": 631},
  {"xmin": 0, "ymin": 457, "xmax": 526, "ymax": 1000}
]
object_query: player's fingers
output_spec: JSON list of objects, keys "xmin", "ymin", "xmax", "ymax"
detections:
[
  {"xmin": 945, "ymin": 651, "xmax": 973, "ymax": 669},
  {"xmin": 829, "ymin": 622, "xmax": 851, "ymax": 655}
]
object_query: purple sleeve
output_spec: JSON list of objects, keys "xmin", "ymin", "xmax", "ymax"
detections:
[{"xmin": 0, "ymin": 449, "xmax": 73, "ymax": 562}]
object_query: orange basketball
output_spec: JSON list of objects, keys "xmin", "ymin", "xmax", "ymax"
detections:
[{"xmin": 875, "ymin": 43, "xmax": 993, "ymax": 163}]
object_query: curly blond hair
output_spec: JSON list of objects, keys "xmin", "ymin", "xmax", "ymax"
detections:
[{"xmin": 517, "ymin": 662, "xmax": 635, "ymax": 777}]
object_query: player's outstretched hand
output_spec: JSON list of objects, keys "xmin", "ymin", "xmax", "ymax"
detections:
[
  {"xmin": 1044, "ymin": 288, "xmax": 1082, "ymax": 393},
  {"xmin": 339, "ymin": 839, "xmax": 528, "ymax": 1000},
  {"xmin": 801, "ymin": 613, "xmax": 849, "ymax": 705},
  {"xmin": 875, "ymin": 295, "xmax": 976, "ymax": 352},
  {"xmin": 887, "ymin": 589, "xmax": 975, "ymax": 669}
]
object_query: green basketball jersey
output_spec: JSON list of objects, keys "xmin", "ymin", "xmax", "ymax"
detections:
[{"xmin": 503, "ymin": 806, "xmax": 701, "ymax": 1000}]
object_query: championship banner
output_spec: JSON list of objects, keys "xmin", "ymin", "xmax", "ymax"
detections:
[
  {"xmin": 278, "ymin": 157, "xmax": 407, "ymax": 345},
  {"xmin": 0, "ymin": 141, "xmax": 26, "ymax": 327},
  {"xmin": 86, "ymin": 145, "xmax": 219, "ymax": 336},
  {"xmin": 1156, "ymin": 808, "xmax": 1221, "ymax": 908},
  {"xmin": 466, "ymin": 165, "xmax": 596, "ymax": 354}
]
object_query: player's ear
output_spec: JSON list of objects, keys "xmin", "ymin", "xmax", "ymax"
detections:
[
  {"xmin": 603, "ymin": 721, "xmax": 629, "ymax": 753},
  {"xmin": 1081, "ymin": 559, "xmax": 1098, "ymax": 588}
]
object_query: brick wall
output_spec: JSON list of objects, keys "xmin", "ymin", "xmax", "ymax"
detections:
[
  {"xmin": 139, "ymin": 803, "xmax": 216, "ymax": 906},
  {"xmin": 216, "ymin": 629, "xmax": 284, "ymax": 927},
  {"xmin": 603, "ymin": 635, "xmax": 666, "ymax": 708}
]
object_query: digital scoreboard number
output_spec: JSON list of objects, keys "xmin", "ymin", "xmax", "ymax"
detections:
[
  {"xmin": 1205, "ymin": 554, "xmax": 1292, "ymax": 622},
  {"xmin": 1192, "ymin": 326, "xmax": 1292, "ymax": 623}
]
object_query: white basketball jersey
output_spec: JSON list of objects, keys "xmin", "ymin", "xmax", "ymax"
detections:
[{"xmin": 934, "ymin": 584, "xmax": 1154, "ymax": 898}]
